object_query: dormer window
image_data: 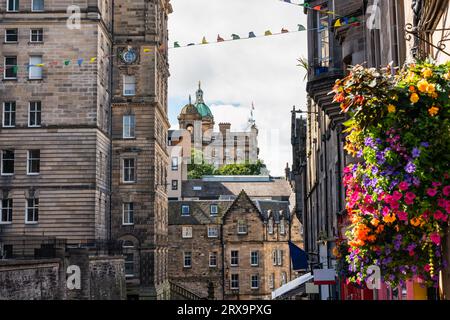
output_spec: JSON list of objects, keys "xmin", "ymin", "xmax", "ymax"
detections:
[
  {"xmin": 280, "ymin": 220, "xmax": 286, "ymax": 235},
  {"xmin": 268, "ymin": 219, "xmax": 274, "ymax": 234}
]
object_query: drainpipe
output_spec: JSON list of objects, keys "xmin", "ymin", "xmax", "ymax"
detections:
[
  {"xmin": 108, "ymin": 0, "xmax": 115, "ymax": 241},
  {"xmin": 221, "ymin": 223, "xmax": 225, "ymax": 299}
]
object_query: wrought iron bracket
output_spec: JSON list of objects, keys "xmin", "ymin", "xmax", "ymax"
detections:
[{"xmin": 405, "ymin": 23, "xmax": 450, "ymax": 58}]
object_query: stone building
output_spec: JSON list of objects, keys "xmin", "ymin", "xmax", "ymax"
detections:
[
  {"xmin": 168, "ymin": 176, "xmax": 303, "ymax": 300},
  {"xmin": 174, "ymin": 83, "xmax": 259, "ymax": 169},
  {"xmin": 0, "ymin": 0, "xmax": 173, "ymax": 300},
  {"xmin": 294, "ymin": 0, "xmax": 450, "ymax": 300}
]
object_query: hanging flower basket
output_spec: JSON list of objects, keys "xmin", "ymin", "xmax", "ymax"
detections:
[{"xmin": 333, "ymin": 61, "xmax": 450, "ymax": 288}]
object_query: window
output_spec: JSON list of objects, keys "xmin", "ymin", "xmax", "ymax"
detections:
[
  {"xmin": 122, "ymin": 202, "xmax": 134, "ymax": 225},
  {"xmin": 207, "ymin": 225, "xmax": 219, "ymax": 238},
  {"xmin": 268, "ymin": 219, "xmax": 274, "ymax": 234},
  {"xmin": 2, "ymin": 102, "xmax": 15, "ymax": 127},
  {"xmin": 251, "ymin": 251, "xmax": 259, "ymax": 266},
  {"xmin": 251, "ymin": 275, "xmax": 259, "ymax": 289},
  {"xmin": 1, "ymin": 150, "xmax": 14, "ymax": 175},
  {"xmin": 210, "ymin": 204, "xmax": 218, "ymax": 216},
  {"xmin": 29, "ymin": 101, "xmax": 41, "ymax": 127},
  {"xmin": 230, "ymin": 274, "xmax": 239, "ymax": 290},
  {"xmin": 122, "ymin": 114, "xmax": 135, "ymax": 138},
  {"xmin": 181, "ymin": 205, "xmax": 190, "ymax": 216},
  {"xmin": 276, "ymin": 249, "xmax": 283, "ymax": 266},
  {"xmin": 280, "ymin": 220, "xmax": 286, "ymax": 235},
  {"xmin": 124, "ymin": 253, "xmax": 134, "ymax": 277},
  {"xmin": 30, "ymin": 29, "xmax": 43, "ymax": 42},
  {"xmin": 7, "ymin": 0, "xmax": 19, "ymax": 11},
  {"xmin": 4, "ymin": 57, "xmax": 17, "ymax": 79},
  {"xmin": 1, "ymin": 199, "xmax": 13, "ymax": 223},
  {"xmin": 237, "ymin": 219, "xmax": 247, "ymax": 234},
  {"xmin": 171, "ymin": 157, "xmax": 178, "ymax": 171},
  {"xmin": 5, "ymin": 29, "xmax": 18, "ymax": 42},
  {"xmin": 317, "ymin": 9, "xmax": 330, "ymax": 67},
  {"xmin": 29, "ymin": 56, "xmax": 43, "ymax": 79},
  {"xmin": 123, "ymin": 75, "xmax": 136, "ymax": 96},
  {"xmin": 269, "ymin": 273, "xmax": 275, "ymax": 289},
  {"xmin": 209, "ymin": 252, "xmax": 217, "ymax": 267},
  {"xmin": 171, "ymin": 180, "xmax": 178, "ymax": 190},
  {"xmin": 32, "ymin": 0, "xmax": 44, "ymax": 11},
  {"xmin": 27, "ymin": 150, "xmax": 40, "ymax": 174},
  {"xmin": 122, "ymin": 158, "xmax": 135, "ymax": 182},
  {"xmin": 230, "ymin": 250, "xmax": 239, "ymax": 266},
  {"xmin": 26, "ymin": 198, "xmax": 38, "ymax": 223},
  {"xmin": 182, "ymin": 226, "xmax": 192, "ymax": 238},
  {"xmin": 183, "ymin": 251, "xmax": 192, "ymax": 268},
  {"xmin": 281, "ymin": 272, "xmax": 287, "ymax": 285}
]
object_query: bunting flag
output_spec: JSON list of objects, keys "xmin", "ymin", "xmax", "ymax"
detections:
[
  {"xmin": 35, "ymin": 63, "xmax": 45, "ymax": 67},
  {"xmin": 187, "ymin": 43, "xmax": 195, "ymax": 46},
  {"xmin": 77, "ymin": 58, "xmax": 84, "ymax": 66},
  {"xmin": 64, "ymin": 60, "xmax": 70, "ymax": 66},
  {"xmin": 281, "ymin": 28, "xmax": 289, "ymax": 33},
  {"xmin": 201, "ymin": 36, "xmax": 208, "ymax": 44},
  {"xmin": 231, "ymin": 34, "xmax": 240, "ymax": 40},
  {"xmin": 217, "ymin": 35, "xmax": 225, "ymax": 42},
  {"xmin": 248, "ymin": 32, "xmax": 256, "ymax": 38},
  {"xmin": 143, "ymin": 48, "xmax": 152, "ymax": 53},
  {"xmin": 313, "ymin": 5, "xmax": 322, "ymax": 10},
  {"xmin": 174, "ymin": 41, "xmax": 180, "ymax": 48},
  {"xmin": 264, "ymin": 30, "xmax": 272, "ymax": 36},
  {"xmin": 334, "ymin": 19, "xmax": 342, "ymax": 27},
  {"xmin": 298, "ymin": 24, "xmax": 306, "ymax": 31},
  {"xmin": 89, "ymin": 57, "xmax": 97, "ymax": 63}
]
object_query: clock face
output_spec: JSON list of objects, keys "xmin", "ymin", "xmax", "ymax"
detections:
[{"xmin": 122, "ymin": 49, "xmax": 137, "ymax": 64}]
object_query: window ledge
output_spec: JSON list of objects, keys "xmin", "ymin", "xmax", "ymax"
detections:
[
  {"xmin": 4, "ymin": 42, "xmax": 18, "ymax": 44},
  {"xmin": 0, "ymin": 222, "xmax": 12, "ymax": 225},
  {"xmin": 27, "ymin": 79, "xmax": 44, "ymax": 82},
  {"xmin": 1, "ymin": 173, "xmax": 14, "ymax": 176},
  {"xmin": 28, "ymin": 42, "xmax": 44, "ymax": 45},
  {"xmin": 27, "ymin": 173, "xmax": 40, "ymax": 176},
  {"xmin": 25, "ymin": 222, "xmax": 38, "ymax": 225},
  {"xmin": 122, "ymin": 223, "xmax": 134, "ymax": 226},
  {"xmin": 2, "ymin": 79, "xmax": 18, "ymax": 82}
]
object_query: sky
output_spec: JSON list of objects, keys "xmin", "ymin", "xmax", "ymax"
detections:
[{"xmin": 168, "ymin": 0, "xmax": 308, "ymax": 176}]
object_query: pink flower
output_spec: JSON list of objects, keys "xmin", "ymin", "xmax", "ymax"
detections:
[
  {"xmin": 364, "ymin": 194, "xmax": 373, "ymax": 204},
  {"xmin": 405, "ymin": 192, "xmax": 416, "ymax": 205},
  {"xmin": 424, "ymin": 264, "xmax": 431, "ymax": 272},
  {"xmin": 392, "ymin": 191, "xmax": 403, "ymax": 201},
  {"xmin": 434, "ymin": 210, "xmax": 448, "ymax": 222},
  {"xmin": 432, "ymin": 182, "xmax": 442, "ymax": 188},
  {"xmin": 443, "ymin": 186, "xmax": 450, "ymax": 197},
  {"xmin": 382, "ymin": 206, "xmax": 390, "ymax": 216},
  {"xmin": 438, "ymin": 198, "xmax": 446, "ymax": 208},
  {"xmin": 430, "ymin": 232, "xmax": 441, "ymax": 245},
  {"xmin": 397, "ymin": 211, "xmax": 408, "ymax": 221},
  {"xmin": 399, "ymin": 181, "xmax": 409, "ymax": 191},
  {"xmin": 390, "ymin": 201, "xmax": 400, "ymax": 210},
  {"xmin": 427, "ymin": 188, "xmax": 438, "ymax": 197}
]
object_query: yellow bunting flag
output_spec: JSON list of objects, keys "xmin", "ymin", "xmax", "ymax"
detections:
[
  {"xmin": 334, "ymin": 19, "xmax": 342, "ymax": 27},
  {"xmin": 35, "ymin": 63, "xmax": 44, "ymax": 67},
  {"xmin": 264, "ymin": 30, "xmax": 272, "ymax": 36},
  {"xmin": 143, "ymin": 48, "xmax": 152, "ymax": 53},
  {"xmin": 90, "ymin": 57, "xmax": 97, "ymax": 63},
  {"xmin": 202, "ymin": 36, "xmax": 208, "ymax": 44}
]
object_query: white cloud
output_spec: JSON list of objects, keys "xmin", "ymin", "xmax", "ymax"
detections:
[{"xmin": 168, "ymin": 0, "xmax": 308, "ymax": 176}]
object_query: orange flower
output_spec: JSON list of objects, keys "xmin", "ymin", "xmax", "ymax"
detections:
[
  {"xmin": 409, "ymin": 85, "xmax": 416, "ymax": 92},
  {"xmin": 410, "ymin": 217, "xmax": 422, "ymax": 227},
  {"xmin": 429, "ymin": 106, "xmax": 439, "ymax": 116},
  {"xmin": 417, "ymin": 79, "xmax": 429, "ymax": 93},
  {"xmin": 422, "ymin": 67, "xmax": 433, "ymax": 78},
  {"xmin": 387, "ymin": 104, "xmax": 396, "ymax": 113},
  {"xmin": 367, "ymin": 235, "xmax": 376, "ymax": 242},
  {"xmin": 375, "ymin": 224, "xmax": 385, "ymax": 234},
  {"xmin": 426, "ymin": 83, "xmax": 436, "ymax": 94},
  {"xmin": 371, "ymin": 218, "xmax": 380, "ymax": 227},
  {"xmin": 410, "ymin": 93, "xmax": 419, "ymax": 104},
  {"xmin": 383, "ymin": 213, "xmax": 396, "ymax": 224}
]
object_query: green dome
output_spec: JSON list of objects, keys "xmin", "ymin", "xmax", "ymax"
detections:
[{"xmin": 194, "ymin": 81, "xmax": 214, "ymax": 119}]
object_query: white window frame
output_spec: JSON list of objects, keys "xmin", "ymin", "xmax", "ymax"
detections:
[
  {"xmin": 31, "ymin": 0, "xmax": 44, "ymax": 12},
  {"xmin": 5, "ymin": 28, "xmax": 18, "ymax": 43},
  {"xmin": 28, "ymin": 101, "xmax": 41, "ymax": 127},
  {"xmin": 122, "ymin": 202, "xmax": 134, "ymax": 225},
  {"xmin": 237, "ymin": 220, "xmax": 247, "ymax": 234},
  {"xmin": 2, "ymin": 101, "xmax": 15, "ymax": 128},
  {"xmin": 268, "ymin": 219, "xmax": 274, "ymax": 234},
  {"xmin": 171, "ymin": 156, "xmax": 178, "ymax": 171},
  {"xmin": 182, "ymin": 226, "xmax": 192, "ymax": 239},
  {"xmin": 7, "ymin": 0, "xmax": 19, "ymax": 12},
  {"xmin": 269, "ymin": 273, "xmax": 275, "ymax": 289},
  {"xmin": 181, "ymin": 205, "xmax": 190, "ymax": 216},
  {"xmin": 280, "ymin": 220, "xmax": 286, "ymax": 235},
  {"xmin": 209, "ymin": 252, "xmax": 217, "ymax": 267},
  {"xmin": 29, "ymin": 55, "xmax": 43, "ymax": 80},
  {"xmin": 27, "ymin": 150, "xmax": 40, "ymax": 175},
  {"xmin": 210, "ymin": 204, "xmax": 218, "ymax": 216},
  {"xmin": 230, "ymin": 274, "xmax": 239, "ymax": 290},
  {"xmin": 124, "ymin": 252, "xmax": 134, "ymax": 277},
  {"xmin": 4, "ymin": 56, "xmax": 17, "ymax": 80},
  {"xmin": 171, "ymin": 179, "xmax": 178, "ymax": 190},
  {"xmin": 183, "ymin": 251, "xmax": 192, "ymax": 268},
  {"xmin": 122, "ymin": 114, "xmax": 135, "ymax": 139},
  {"xmin": 281, "ymin": 272, "xmax": 287, "ymax": 285},
  {"xmin": 207, "ymin": 225, "xmax": 219, "ymax": 238},
  {"xmin": 272, "ymin": 250, "xmax": 277, "ymax": 266},
  {"xmin": 251, "ymin": 275, "xmax": 259, "ymax": 289},
  {"xmin": 1, "ymin": 149, "xmax": 14, "ymax": 176},
  {"xmin": 230, "ymin": 250, "xmax": 239, "ymax": 266},
  {"xmin": 25, "ymin": 198, "xmax": 39, "ymax": 224},
  {"xmin": 122, "ymin": 158, "xmax": 135, "ymax": 183},
  {"xmin": 30, "ymin": 28, "xmax": 43, "ymax": 43},
  {"xmin": 0, "ymin": 198, "xmax": 13, "ymax": 224},
  {"xmin": 123, "ymin": 75, "xmax": 136, "ymax": 96},
  {"xmin": 250, "ymin": 250, "xmax": 259, "ymax": 266},
  {"xmin": 276, "ymin": 249, "xmax": 283, "ymax": 266}
]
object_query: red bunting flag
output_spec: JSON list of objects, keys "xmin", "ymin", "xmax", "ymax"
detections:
[
  {"xmin": 217, "ymin": 35, "xmax": 225, "ymax": 42},
  {"xmin": 281, "ymin": 28, "xmax": 289, "ymax": 33},
  {"xmin": 313, "ymin": 5, "xmax": 322, "ymax": 10}
]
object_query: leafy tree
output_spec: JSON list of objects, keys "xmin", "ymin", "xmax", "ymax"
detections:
[
  {"xmin": 214, "ymin": 160, "xmax": 266, "ymax": 176},
  {"xmin": 187, "ymin": 149, "xmax": 215, "ymax": 179}
]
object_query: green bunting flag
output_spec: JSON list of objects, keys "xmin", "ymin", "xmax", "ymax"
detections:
[
  {"xmin": 231, "ymin": 34, "xmax": 240, "ymax": 40},
  {"xmin": 298, "ymin": 24, "xmax": 306, "ymax": 31},
  {"xmin": 174, "ymin": 41, "xmax": 180, "ymax": 47},
  {"xmin": 64, "ymin": 60, "xmax": 70, "ymax": 66}
]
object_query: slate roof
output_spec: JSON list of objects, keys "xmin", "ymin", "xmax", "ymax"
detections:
[
  {"xmin": 181, "ymin": 178, "xmax": 293, "ymax": 200},
  {"xmin": 254, "ymin": 200, "xmax": 291, "ymax": 222}
]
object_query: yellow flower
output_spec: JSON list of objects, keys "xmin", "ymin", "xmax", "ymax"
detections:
[
  {"xmin": 417, "ymin": 79, "xmax": 429, "ymax": 93},
  {"xmin": 426, "ymin": 83, "xmax": 436, "ymax": 94},
  {"xmin": 410, "ymin": 93, "xmax": 419, "ymax": 104},
  {"xmin": 431, "ymin": 92, "xmax": 438, "ymax": 99},
  {"xmin": 422, "ymin": 67, "xmax": 433, "ymax": 78},
  {"xmin": 444, "ymin": 71, "xmax": 450, "ymax": 81},
  {"xmin": 387, "ymin": 104, "xmax": 396, "ymax": 113},
  {"xmin": 429, "ymin": 106, "xmax": 439, "ymax": 116},
  {"xmin": 371, "ymin": 218, "xmax": 380, "ymax": 227},
  {"xmin": 410, "ymin": 217, "xmax": 423, "ymax": 227},
  {"xmin": 407, "ymin": 72, "xmax": 416, "ymax": 82},
  {"xmin": 383, "ymin": 214, "xmax": 396, "ymax": 224}
]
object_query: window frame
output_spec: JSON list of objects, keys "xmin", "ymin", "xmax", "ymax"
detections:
[
  {"xmin": 123, "ymin": 75, "xmax": 136, "ymax": 96},
  {"xmin": 31, "ymin": 0, "xmax": 44, "ymax": 12},
  {"xmin": 2, "ymin": 101, "xmax": 16, "ymax": 128},
  {"xmin": 183, "ymin": 251, "xmax": 192, "ymax": 268},
  {"xmin": 25, "ymin": 198, "xmax": 39, "ymax": 224},
  {"xmin": 28, "ymin": 55, "xmax": 43, "ymax": 80},
  {"xmin": 122, "ymin": 202, "xmax": 134, "ymax": 225},
  {"xmin": 5, "ymin": 28, "xmax": 18, "ymax": 43},
  {"xmin": 27, "ymin": 149, "xmax": 40, "ymax": 175},
  {"xmin": 268, "ymin": 219, "xmax": 274, "ymax": 234},
  {"xmin": 171, "ymin": 179, "xmax": 178, "ymax": 190},
  {"xmin": 0, "ymin": 198, "xmax": 13, "ymax": 224},
  {"xmin": 28, "ymin": 101, "xmax": 41, "ymax": 127},
  {"xmin": 209, "ymin": 252, "xmax": 217, "ymax": 268},
  {"xmin": 250, "ymin": 250, "xmax": 259, "ymax": 267},
  {"xmin": 181, "ymin": 205, "xmax": 190, "ymax": 216},
  {"xmin": 207, "ymin": 225, "xmax": 219, "ymax": 238},
  {"xmin": 251, "ymin": 274, "xmax": 259, "ymax": 289},
  {"xmin": 122, "ymin": 158, "xmax": 136, "ymax": 183},
  {"xmin": 122, "ymin": 114, "xmax": 135, "ymax": 139},
  {"xmin": 237, "ymin": 219, "xmax": 247, "ymax": 234},
  {"xmin": 7, "ymin": 0, "xmax": 19, "ymax": 12},
  {"xmin": 280, "ymin": 220, "xmax": 286, "ymax": 235},
  {"xmin": 30, "ymin": 28, "xmax": 43, "ymax": 43},
  {"xmin": 230, "ymin": 274, "xmax": 239, "ymax": 290},
  {"xmin": 4, "ymin": 56, "xmax": 17, "ymax": 80},
  {"xmin": 210, "ymin": 204, "xmax": 218, "ymax": 216},
  {"xmin": 171, "ymin": 156, "xmax": 178, "ymax": 171},
  {"xmin": 181, "ymin": 226, "xmax": 193, "ymax": 239},
  {"xmin": 1, "ymin": 149, "xmax": 14, "ymax": 176},
  {"xmin": 230, "ymin": 250, "xmax": 239, "ymax": 267}
]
